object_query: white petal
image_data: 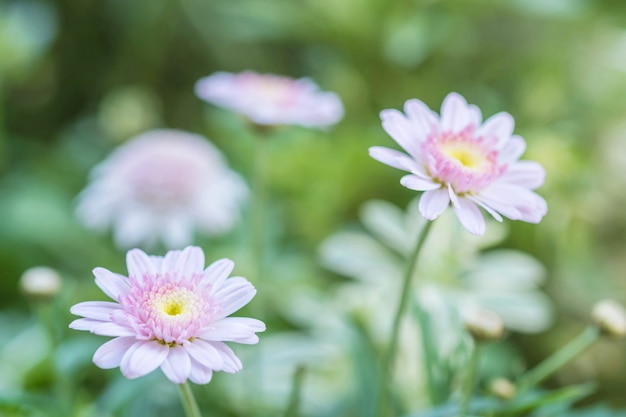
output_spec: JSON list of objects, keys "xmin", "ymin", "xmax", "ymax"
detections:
[
  {"xmin": 368, "ymin": 146, "xmax": 413, "ymax": 171},
  {"xmin": 93, "ymin": 268, "xmax": 130, "ymax": 301},
  {"xmin": 479, "ymin": 112, "xmax": 514, "ymax": 144},
  {"xmin": 174, "ymin": 246, "xmax": 205, "ymax": 278},
  {"xmin": 160, "ymin": 347, "xmax": 191, "ymax": 384},
  {"xmin": 498, "ymin": 135, "xmax": 526, "ymax": 163},
  {"xmin": 418, "ymin": 188, "xmax": 450, "ymax": 220},
  {"xmin": 380, "ymin": 109, "xmax": 421, "ymax": 158},
  {"xmin": 467, "ymin": 104, "xmax": 482, "ymax": 126},
  {"xmin": 200, "ymin": 317, "xmax": 265, "ymax": 344},
  {"xmin": 120, "ymin": 340, "xmax": 169, "ymax": 379},
  {"xmin": 468, "ymin": 196, "xmax": 503, "ymax": 222},
  {"xmin": 184, "ymin": 339, "xmax": 224, "ymax": 370},
  {"xmin": 188, "ymin": 359, "xmax": 213, "ymax": 385},
  {"xmin": 69, "ymin": 318, "xmax": 103, "ymax": 332},
  {"xmin": 500, "ymin": 161, "xmax": 545, "ymax": 190},
  {"xmin": 161, "ymin": 250, "xmax": 182, "ymax": 274},
  {"xmin": 203, "ymin": 258, "xmax": 235, "ymax": 289},
  {"xmin": 452, "ymin": 197, "xmax": 486, "ymax": 235},
  {"xmin": 211, "ymin": 342, "xmax": 242, "ymax": 373},
  {"xmin": 126, "ymin": 249, "xmax": 158, "ymax": 280},
  {"xmin": 440, "ymin": 93, "xmax": 471, "ymax": 133},
  {"xmin": 91, "ymin": 322, "xmax": 137, "ymax": 337},
  {"xmin": 213, "ymin": 277, "xmax": 257, "ymax": 318},
  {"xmin": 400, "ymin": 174, "xmax": 440, "ymax": 191},
  {"xmin": 70, "ymin": 301, "xmax": 120, "ymax": 321},
  {"xmin": 93, "ymin": 336, "xmax": 137, "ymax": 369},
  {"xmin": 403, "ymin": 98, "xmax": 437, "ymax": 139}
]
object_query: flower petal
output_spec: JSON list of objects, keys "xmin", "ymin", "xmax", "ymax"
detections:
[
  {"xmin": 403, "ymin": 98, "xmax": 437, "ymax": 139},
  {"xmin": 69, "ymin": 318, "xmax": 103, "ymax": 332},
  {"xmin": 211, "ymin": 341, "xmax": 242, "ymax": 373},
  {"xmin": 160, "ymin": 347, "xmax": 191, "ymax": 384},
  {"xmin": 126, "ymin": 249, "xmax": 158, "ymax": 280},
  {"xmin": 188, "ymin": 358, "xmax": 213, "ymax": 385},
  {"xmin": 70, "ymin": 301, "xmax": 120, "ymax": 321},
  {"xmin": 499, "ymin": 135, "xmax": 526, "ymax": 163},
  {"xmin": 400, "ymin": 174, "xmax": 440, "ymax": 191},
  {"xmin": 380, "ymin": 109, "xmax": 421, "ymax": 158},
  {"xmin": 91, "ymin": 321, "xmax": 137, "ymax": 337},
  {"xmin": 93, "ymin": 336, "xmax": 137, "ymax": 369},
  {"xmin": 500, "ymin": 161, "xmax": 546, "ymax": 190},
  {"xmin": 204, "ymin": 258, "xmax": 235, "ymax": 290},
  {"xmin": 467, "ymin": 104, "xmax": 482, "ymax": 126},
  {"xmin": 184, "ymin": 339, "xmax": 224, "ymax": 370},
  {"xmin": 200, "ymin": 317, "xmax": 265, "ymax": 344},
  {"xmin": 120, "ymin": 340, "xmax": 169, "ymax": 379},
  {"xmin": 452, "ymin": 197, "xmax": 486, "ymax": 235},
  {"xmin": 161, "ymin": 249, "xmax": 182, "ymax": 274},
  {"xmin": 213, "ymin": 277, "xmax": 257, "ymax": 318},
  {"xmin": 418, "ymin": 188, "xmax": 451, "ymax": 220},
  {"xmin": 440, "ymin": 92, "xmax": 471, "ymax": 133},
  {"xmin": 174, "ymin": 246, "xmax": 205, "ymax": 279},
  {"xmin": 479, "ymin": 112, "xmax": 514, "ymax": 144},
  {"xmin": 93, "ymin": 268, "xmax": 130, "ymax": 301},
  {"xmin": 369, "ymin": 146, "xmax": 413, "ymax": 171}
]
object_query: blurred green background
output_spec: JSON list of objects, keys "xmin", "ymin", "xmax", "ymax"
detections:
[{"xmin": 3, "ymin": 0, "xmax": 626, "ymax": 416}]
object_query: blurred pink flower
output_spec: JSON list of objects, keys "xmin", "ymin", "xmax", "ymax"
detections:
[
  {"xmin": 194, "ymin": 71, "xmax": 344, "ymax": 128},
  {"xmin": 76, "ymin": 129, "xmax": 248, "ymax": 249},
  {"xmin": 69, "ymin": 246, "xmax": 265, "ymax": 384},
  {"xmin": 370, "ymin": 92, "xmax": 547, "ymax": 235}
]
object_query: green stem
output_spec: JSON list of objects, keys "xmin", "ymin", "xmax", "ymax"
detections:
[
  {"xmin": 459, "ymin": 344, "xmax": 481, "ymax": 417},
  {"xmin": 178, "ymin": 382, "xmax": 203, "ymax": 417},
  {"xmin": 517, "ymin": 326, "xmax": 600, "ymax": 392},
  {"xmin": 284, "ymin": 365, "xmax": 306, "ymax": 417},
  {"xmin": 377, "ymin": 220, "xmax": 434, "ymax": 417}
]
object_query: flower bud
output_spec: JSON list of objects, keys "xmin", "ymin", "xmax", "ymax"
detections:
[
  {"xmin": 592, "ymin": 299, "xmax": 626, "ymax": 338},
  {"xmin": 20, "ymin": 266, "xmax": 62, "ymax": 299},
  {"xmin": 488, "ymin": 377, "xmax": 516, "ymax": 400},
  {"xmin": 464, "ymin": 307, "xmax": 504, "ymax": 342}
]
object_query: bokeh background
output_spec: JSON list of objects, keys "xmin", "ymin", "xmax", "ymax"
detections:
[{"xmin": 3, "ymin": 0, "xmax": 626, "ymax": 416}]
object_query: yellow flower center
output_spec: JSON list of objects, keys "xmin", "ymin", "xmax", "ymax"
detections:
[{"xmin": 440, "ymin": 142, "xmax": 489, "ymax": 171}]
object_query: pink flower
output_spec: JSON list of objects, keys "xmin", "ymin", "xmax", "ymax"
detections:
[
  {"xmin": 69, "ymin": 246, "xmax": 265, "ymax": 384},
  {"xmin": 194, "ymin": 71, "xmax": 344, "ymax": 128},
  {"xmin": 370, "ymin": 93, "xmax": 547, "ymax": 235},
  {"xmin": 76, "ymin": 129, "xmax": 248, "ymax": 249}
]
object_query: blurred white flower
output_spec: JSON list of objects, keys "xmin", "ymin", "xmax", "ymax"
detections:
[
  {"xmin": 195, "ymin": 71, "xmax": 344, "ymax": 128},
  {"xmin": 77, "ymin": 129, "xmax": 248, "ymax": 249},
  {"xmin": 19, "ymin": 266, "xmax": 62, "ymax": 299},
  {"xmin": 319, "ymin": 197, "xmax": 553, "ymax": 337}
]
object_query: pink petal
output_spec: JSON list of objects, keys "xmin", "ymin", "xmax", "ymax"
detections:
[
  {"xmin": 161, "ymin": 249, "xmax": 182, "ymax": 274},
  {"xmin": 479, "ymin": 112, "xmax": 514, "ymax": 144},
  {"xmin": 126, "ymin": 249, "xmax": 158, "ymax": 280},
  {"xmin": 440, "ymin": 93, "xmax": 471, "ymax": 133},
  {"xmin": 400, "ymin": 174, "xmax": 440, "ymax": 191},
  {"xmin": 452, "ymin": 197, "xmax": 486, "ymax": 235},
  {"xmin": 120, "ymin": 340, "xmax": 169, "ymax": 379},
  {"xmin": 183, "ymin": 339, "xmax": 224, "ymax": 370},
  {"xmin": 468, "ymin": 196, "xmax": 503, "ymax": 222},
  {"xmin": 213, "ymin": 277, "xmax": 257, "ymax": 318},
  {"xmin": 93, "ymin": 336, "xmax": 137, "ymax": 369},
  {"xmin": 174, "ymin": 246, "xmax": 205, "ymax": 279},
  {"xmin": 199, "ymin": 317, "xmax": 265, "ymax": 344},
  {"xmin": 403, "ymin": 98, "xmax": 437, "ymax": 139},
  {"xmin": 188, "ymin": 359, "xmax": 213, "ymax": 385},
  {"xmin": 70, "ymin": 301, "xmax": 120, "ymax": 321},
  {"xmin": 211, "ymin": 342, "xmax": 242, "ymax": 373},
  {"xmin": 500, "ymin": 161, "xmax": 545, "ymax": 189},
  {"xmin": 93, "ymin": 268, "xmax": 130, "ymax": 301},
  {"xmin": 204, "ymin": 258, "xmax": 235, "ymax": 290},
  {"xmin": 467, "ymin": 104, "xmax": 482, "ymax": 126},
  {"xmin": 418, "ymin": 188, "xmax": 450, "ymax": 220},
  {"xmin": 91, "ymin": 322, "xmax": 137, "ymax": 337},
  {"xmin": 160, "ymin": 347, "xmax": 191, "ymax": 384},
  {"xmin": 499, "ymin": 135, "xmax": 526, "ymax": 164},
  {"xmin": 380, "ymin": 109, "xmax": 421, "ymax": 158}
]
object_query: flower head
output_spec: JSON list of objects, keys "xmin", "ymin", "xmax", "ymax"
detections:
[
  {"xmin": 76, "ymin": 129, "xmax": 248, "ymax": 249},
  {"xmin": 370, "ymin": 92, "xmax": 547, "ymax": 235},
  {"xmin": 69, "ymin": 246, "xmax": 265, "ymax": 384},
  {"xmin": 194, "ymin": 71, "xmax": 344, "ymax": 128}
]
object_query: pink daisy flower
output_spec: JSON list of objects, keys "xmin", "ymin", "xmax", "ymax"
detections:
[
  {"xmin": 194, "ymin": 71, "xmax": 344, "ymax": 128},
  {"xmin": 69, "ymin": 246, "xmax": 265, "ymax": 384},
  {"xmin": 369, "ymin": 92, "xmax": 547, "ymax": 235},
  {"xmin": 76, "ymin": 129, "xmax": 248, "ymax": 249}
]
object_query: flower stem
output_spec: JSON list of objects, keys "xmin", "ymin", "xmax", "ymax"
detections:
[
  {"xmin": 284, "ymin": 365, "xmax": 306, "ymax": 417},
  {"xmin": 377, "ymin": 220, "xmax": 434, "ymax": 417},
  {"xmin": 178, "ymin": 382, "xmax": 203, "ymax": 417},
  {"xmin": 517, "ymin": 326, "xmax": 600, "ymax": 392},
  {"xmin": 459, "ymin": 344, "xmax": 481, "ymax": 417}
]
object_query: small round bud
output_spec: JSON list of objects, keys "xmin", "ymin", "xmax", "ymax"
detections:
[
  {"xmin": 20, "ymin": 266, "xmax": 62, "ymax": 299},
  {"xmin": 488, "ymin": 377, "xmax": 517, "ymax": 400},
  {"xmin": 464, "ymin": 307, "xmax": 504, "ymax": 342},
  {"xmin": 592, "ymin": 299, "xmax": 626, "ymax": 338}
]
